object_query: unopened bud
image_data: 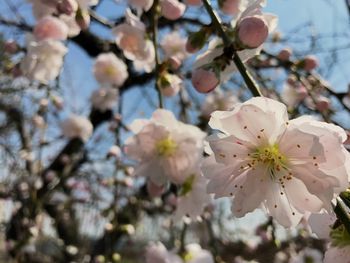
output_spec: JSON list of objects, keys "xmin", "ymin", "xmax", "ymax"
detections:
[
  {"xmin": 237, "ymin": 16, "xmax": 269, "ymax": 48},
  {"xmin": 192, "ymin": 68, "xmax": 219, "ymax": 93}
]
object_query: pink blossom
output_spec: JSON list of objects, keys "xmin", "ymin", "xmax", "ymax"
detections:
[
  {"xmin": 34, "ymin": 16, "xmax": 69, "ymax": 41},
  {"xmin": 93, "ymin": 53, "xmax": 128, "ymax": 87},
  {"xmin": 191, "ymin": 68, "xmax": 219, "ymax": 93},
  {"xmin": 315, "ymin": 96, "xmax": 331, "ymax": 111},
  {"xmin": 204, "ymin": 97, "xmax": 350, "ymax": 227},
  {"xmin": 160, "ymin": 0, "xmax": 186, "ymax": 20},
  {"xmin": 128, "ymin": 0, "xmax": 153, "ymax": 11},
  {"xmin": 237, "ymin": 16, "xmax": 269, "ymax": 48}
]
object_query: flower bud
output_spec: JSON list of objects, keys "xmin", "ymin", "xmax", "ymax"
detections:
[
  {"xmin": 315, "ymin": 96, "xmax": 330, "ymax": 111},
  {"xmin": 158, "ymin": 73, "xmax": 182, "ymax": 97},
  {"xmin": 186, "ymin": 28, "xmax": 209, "ymax": 53},
  {"xmin": 160, "ymin": 0, "xmax": 186, "ymax": 20},
  {"xmin": 168, "ymin": 56, "xmax": 182, "ymax": 70},
  {"xmin": 302, "ymin": 55, "xmax": 319, "ymax": 71},
  {"xmin": 191, "ymin": 68, "xmax": 219, "ymax": 93},
  {"xmin": 277, "ymin": 48, "xmax": 292, "ymax": 61},
  {"xmin": 237, "ymin": 16, "xmax": 269, "ymax": 48}
]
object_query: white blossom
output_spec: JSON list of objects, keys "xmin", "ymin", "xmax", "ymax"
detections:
[
  {"xmin": 90, "ymin": 88, "xmax": 118, "ymax": 111},
  {"xmin": 20, "ymin": 38, "xmax": 67, "ymax": 84},
  {"xmin": 61, "ymin": 115, "xmax": 93, "ymax": 142},
  {"xmin": 125, "ymin": 109, "xmax": 206, "ymax": 186}
]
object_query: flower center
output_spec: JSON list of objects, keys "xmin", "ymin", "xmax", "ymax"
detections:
[
  {"xmin": 251, "ymin": 144, "xmax": 288, "ymax": 179},
  {"xmin": 156, "ymin": 137, "xmax": 177, "ymax": 156},
  {"xmin": 105, "ymin": 65, "xmax": 116, "ymax": 76},
  {"xmin": 179, "ymin": 174, "xmax": 195, "ymax": 196}
]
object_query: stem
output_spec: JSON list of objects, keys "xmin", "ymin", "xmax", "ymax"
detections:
[
  {"xmin": 151, "ymin": 0, "xmax": 164, "ymax": 108},
  {"xmin": 201, "ymin": 0, "xmax": 262, "ymax": 97}
]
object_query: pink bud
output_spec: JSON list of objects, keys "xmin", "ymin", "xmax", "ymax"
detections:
[
  {"xmin": 160, "ymin": 0, "xmax": 186, "ymax": 20},
  {"xmin": 52, "ymin": 95, "xmax": 64, "ymax": 110},
  {"xmin": 147, "ymin": 181, "xmax": 165, "ymax": 197},
  {"xmin": 168, "ymin": 56, "xmax": 182, "ymax": 70},
  {"xmin": 237, "ymin": 16, "xmax": 269, "ymax": 48},
  {"xmin": 315, "ymin": 96, "xmax": 330, "ymax": 111},
  {"xmin": 191, "ymin": 68, "xmax": 219, "ymax": 93},
  {"xmin": 33, "ymin": 16, "xmax": 68, "ymax": 41},
  {"xmin": 220, "ymin": 0, "xmax": 240, "ymax": 16},
  {"xmin": 277, "ymin": 48, "xmax": 292, "ymax": 61},
  {"xmin": 184, "ymin": 0, "xmax": 202, "ymax": 6},
  {"xmin": 4, "ymin": 40, "xmax": 18, "ymax": 54},
  {"xmin": 303, "ymin": 55, "xmax": 319, "ymax": 71}
]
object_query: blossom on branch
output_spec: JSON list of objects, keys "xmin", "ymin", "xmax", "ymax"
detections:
[
  {"xmin": 124, "ymin": 109, "xmax": 206, "ymax": 186},
  {"xmin": 203, "ymin": 97, "xmax": 350, "ymax": 227},
  {"xmin": 61, "ymin": 115, "xmax": 93, "ymax": 142}
]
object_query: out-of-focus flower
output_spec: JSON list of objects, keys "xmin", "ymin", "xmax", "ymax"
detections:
[
  {"xmin": 113, "ymin": 9, "xmax": 155, "ymax": 73},
  {"xmin": 184, "ymin": 0, "xmax": 202, "ymax": 6},
  {"xmin": 125, "ymin": 109, "xmax": 206, "ymax": 186},
  {"xmin": 173, "ymin": 165, "xmax": 212, "ymax": 221},
  {"xmin": 184, "ymin": 243, "xmax": 214, "ymax": 263},
  {"xmin": 161, "ymin": 31, "xmax": 188, "ymax": 62},
  {"xmin": 33, "ymin": 16, "xmax": 69, "ymax": 41},
  {"xmin": 158, "ymin": 73, "xmax": 183, "ymax": 97},
  {"xmin": 107, "ymin": 145, "xmax": 122, "ymax": 159},
  {"xmin": 145, "ymin": 242, "xmax": 182, "ymax": 263},
  {"xmin": 93, "ymin": 52, "xmax": 128, "ymax": 87},
  {"xmin": 201, "ymin": 89, "xmax": 239, "ymax": 118},
  {"xmin": 203, "ymin": 97, "xmax": 350, "ymax": 227},
  {"xmin": 219, "ymin": 0, "xmax": 241, "ymax": 15},
  {"xmin": 277, "ymin": 47, "xmax": 292, "ymax": 61},
  {"xmin": 160, "ymin": 0, "xmax": 186, "ymax": 20},
  {"xmin": 61, "ymin": 115, "xmax": 93, "ymax": 142},
  {"xmin": 281, "ymin": 79, "xmax": 308, "ymax": 109},
  {"xmin": 20, "ymin": 38, "xmax": 67, "ymax": 84},
  {"xmin": 90, "ymin": 88, "xmax": 118, "ymax": 111}
]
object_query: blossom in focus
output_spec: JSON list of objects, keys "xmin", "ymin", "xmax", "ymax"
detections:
[
  {"xmin": 113, "ymin": 9, "xmax": 155, "ymax": 73},
  {"xmin": 173, "ymin": 164, "xmax": 212, "ymax": 221},
  {"xmin": 203, "ymin": 97, "xmax": 350, "ymax": 227},
  {"xmin": 161, "ymin": 31, "xmax": 188, "ymax": 62},
  {"xmin": 124, "ymin": 109, "xmax": 206, "ymax": 186},
  {"xmin": 93, "ymin": 52, "xmax": 128, "ymax": 87},
  {"xmin": 90, "ymin": 88, "xmax": 118, "ymax": 111},
  {"xmin": 201, "ymin": 89, "xmax": 239, "ymax": 118},
  {"xmin": 160, "ymin": 0, "xmax": 186, "ymax": 20},
  {"xmin": 33, "ymin": 16, "xmax": 69, "ymax": 41},
  {"xmin": 20, "ymin": 38, "xmax": 68, "ymax": 84},
  {"xmin": 61, "ymin": 115, "xmax": 93, "ymax": 142}
]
